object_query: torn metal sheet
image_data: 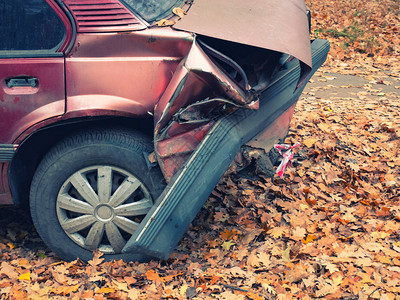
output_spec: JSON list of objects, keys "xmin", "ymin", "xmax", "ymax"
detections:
[
  {"xmin": 153, "ymin": 38, "xmax": 258, "ymax": 180},
  {"xmin": 154, "ymin": 37, "xmax": 252, "ymax": 132},
  {"xmin": 153, "ymin": 0, "xmax": 314, "ymax": 181}
]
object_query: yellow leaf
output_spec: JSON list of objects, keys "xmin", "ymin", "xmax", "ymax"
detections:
[
  {"xmin": 222, "ymin": 240, "xmax": 235, "ymax": 251},
  {"xmin": 7, "ymin": 242, "xmax": 16, "ymax": 250},
  {"xmin": 172, "ymin": 7, "xmax": 186, "ymax": 18},
  {"xmin": 18, "ymin": 272, "xmax": 30, "ymax": 281},
  {"xmin": 95, "ymin": 287, "xmax": 115, "ymax": 294},
  {"xmin": 303, "ymin": 138, "xmax": 318, "ymax": 148},
  {"xmin": 19, "ymin": 259, "xmax": 28, "ymax": 266},
  {"xmin": 157, "ymin": 19, "xmax": 175, "ymax": 27}
]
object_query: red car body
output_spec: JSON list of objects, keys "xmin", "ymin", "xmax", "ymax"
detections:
[{"xmin": 0, "ymin": 0, "xmax": 329, "ymax": 261}]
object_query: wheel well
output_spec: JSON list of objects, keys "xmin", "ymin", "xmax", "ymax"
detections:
[{"xmin": 9, "ymin": 116, "xmax": 154, "ymax": 206}]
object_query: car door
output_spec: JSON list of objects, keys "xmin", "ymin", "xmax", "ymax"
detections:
[{"xmin": 0, "ymin": 0, "xmax": 70, "ymax": 199}]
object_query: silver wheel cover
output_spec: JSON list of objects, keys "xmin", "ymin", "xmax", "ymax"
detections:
[{"xmin": 56, "ymin": 165, "xmax": 153, "ymax": 254}]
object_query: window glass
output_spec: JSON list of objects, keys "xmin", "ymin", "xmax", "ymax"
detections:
[
  {"xmin": 122, "ymin": 0, "xmax": 185, "ymax": 23},
  {"xmin": 0, "ymin": 0, "xmax": 65, "ymax": 51}
]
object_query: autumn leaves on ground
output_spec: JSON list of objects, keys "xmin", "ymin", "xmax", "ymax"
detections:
[{"xmin": 1, "ymin": 1, "xmax": 400, "ymax": 299}]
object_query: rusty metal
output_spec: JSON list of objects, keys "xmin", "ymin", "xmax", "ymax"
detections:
[
  {"xmin": 228, "ymin": 103, "xmax": 297, "ymax": 178},
  {"xmin": 156, "ymin": 122, "xmax": 214, "ymax": 180}
]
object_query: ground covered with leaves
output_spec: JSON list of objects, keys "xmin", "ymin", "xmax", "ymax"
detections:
[
  {"xmin": 307, "ymin": 0, "xmax": 400, "ymax": 72},
  {"xmin": 1, "ymin": 1, "xmax": 400, "ymax": 299}
]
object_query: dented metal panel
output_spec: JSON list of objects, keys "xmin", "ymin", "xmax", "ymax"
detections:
[
  {"xmin": 152, "ymin": 0, "xmax": 315, "ymax": 180},
  {"xmin": 154, "ymin": 38, "xmax": 252, "ymax": 132},
  {"xmin": 153, "ymin": 38, "xmax": 260, "ymax": 180},
  {"xmin": 174, "ymin": 0, "xmax": 312, "ymax": 68}
]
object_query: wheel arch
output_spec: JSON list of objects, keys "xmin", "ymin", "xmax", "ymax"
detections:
[{"xmin": 9, "ymin": 116, "xmax": 154, "ymax": 206}]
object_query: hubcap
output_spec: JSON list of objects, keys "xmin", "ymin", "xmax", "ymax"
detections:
[
  {"xmin": 56, "ymin": 166, "xmax": 153, "ymax": 254},
  {"xmin": 95, "ymin": 204, "xmax": 114, "ymax": 221}
]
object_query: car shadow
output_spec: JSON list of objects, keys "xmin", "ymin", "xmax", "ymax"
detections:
[{"xmin": 0, "ymin": 206, "xmax": 50, "ymax": 255}]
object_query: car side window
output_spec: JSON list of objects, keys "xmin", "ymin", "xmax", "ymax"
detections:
[{"xmin": 0, "ymin": 0, "xmax": 65, "ymax": 52}]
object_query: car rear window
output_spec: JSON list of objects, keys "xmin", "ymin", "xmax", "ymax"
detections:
[{"xmin": 122, "ymin": 0, "xmax": 185, "ymax": 23}]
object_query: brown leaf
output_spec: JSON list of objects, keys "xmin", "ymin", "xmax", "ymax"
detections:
[
  {"xmin": 51, "ymin": 284, "xmax": 80, "ymax": 296},
  {"xmin": 286, "ymin": 264, "xmax": 308, "ymax": 283},
  {"xmin": 88, "ymin": 250, "xmax": 104, "ymax": 267},
  {"xmin": 291, "ymin": 227, "xmax": 306, "ymax": 241},
  {"xmin": 220, "ymin": 229, "xmax": 239, "ymax": 240},
  {"xmin": 145, "ymin": 269, "xmax": 162, "ymax": 282},
  {"xmin": 303, "ymin": 138, "xmax": 318, "ymax": 148},
  {"xmin": 95, "ymin": 287, "xmax": 115, "ymax": 294},
  {"xmin": 268, "ymin": 227, "xmax": 285, "ymax": 238},
  {"xmin": 247, "ymin": 251, "xmax": 259, "ymax": 267}
]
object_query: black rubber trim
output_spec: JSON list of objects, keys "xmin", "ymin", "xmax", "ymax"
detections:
[
  {"xmin": 123, "ymin": 39, "xmax": 330, "ymax": 259},
  {"xmin": 55, "ymin": 0, "xmax": 77, "ymax": 55},
  {"xmin": 0, "ymin": 145, "xmax": 17, "ymax": 161}
]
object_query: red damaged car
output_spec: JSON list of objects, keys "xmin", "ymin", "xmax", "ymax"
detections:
[{"xmin": 0, "ymin": 0, "xmax": 329, "ymax": 261}]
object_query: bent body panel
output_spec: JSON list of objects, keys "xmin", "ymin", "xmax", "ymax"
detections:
[{"xmin": 123, "ymin": 39, "xmax": 330, "ymax": 259}]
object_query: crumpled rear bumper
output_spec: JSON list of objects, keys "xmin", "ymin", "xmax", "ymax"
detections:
[{"xmin": 122, "ymin": 39, "xmax": 330, "ymax": 259}]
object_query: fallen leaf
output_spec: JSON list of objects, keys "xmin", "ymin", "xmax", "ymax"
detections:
[
  {"xmin": 7, "ymin": 242, "xmax": 16, "ymax": 250},
  {"xmin": 222, "ymin": 240, "xmax": 235, "ymax": 251},
  {"xmin": 95, "ymin": 287, "xmax": 116, "ymax": 294},
  {"xmin": 282, "ymin": 247, "xmax": 291, "ymax": 262},
  {"xmin": 292, "ymin": 227, "xmax": 306, "ymax": 241},
  {"xmin": 157, "ymin": 19, "xmax": 175, "ymax": 27},
  {"xmin": 172, "ymin": 7, "xmax": 187, "ymax": 18},
  {"xmin": 51, "ymin": 284, "xmax": 80, "ymax": 296},
  {"xmin": 302, "ymin": 234, "xmax": 317, "ymax": 244},
  {"xmin": 268, "ymin": 227, "xmax": 285, "ymax": 238},
  {"xmin": 303, "ymin": 138, "xmax": 318, "ymax": 148},
  {"xmin": 146, "ymin": 269, "xmax": 162, "ymax": 282},
  {"xmin": 18, "ymin": 271, "xmax": 30, "ymax": 281}
]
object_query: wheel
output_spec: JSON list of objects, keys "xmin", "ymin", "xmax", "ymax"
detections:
[{"xmin": 29, "ymin": 129, "xmax": 165, "ymax": 262}]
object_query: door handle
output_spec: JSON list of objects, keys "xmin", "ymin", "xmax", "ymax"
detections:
[{"xmin": 5, "ymin": 76, "xmax": 38, "ymax": 88}]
